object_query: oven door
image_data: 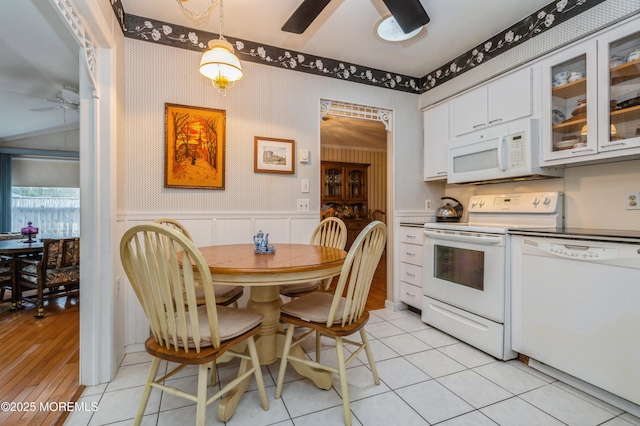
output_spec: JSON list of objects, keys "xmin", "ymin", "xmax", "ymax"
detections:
[{"xmin": 423, "ymin": 229, "xmax": 506, "ymax": 323}]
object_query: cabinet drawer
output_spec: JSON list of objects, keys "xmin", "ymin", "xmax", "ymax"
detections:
[
  {"xmin": 400, "ymin": 226, "xmax": 423, "ymax": 244},
  {"xmin": 400, "ymin": 242, "xmax": 423, "ymax": 266},
  {"xmin": 401, "ymin": 282, "xmax": 422, "ymax": 309},
  {"xmin": 400, "ymin": 262, "xmax": 422, "ymax": 286}
]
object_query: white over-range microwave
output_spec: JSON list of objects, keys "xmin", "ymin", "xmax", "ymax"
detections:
[{"xmin": 447, "ymin": 118, "xmax": 563, "ymax": 184}]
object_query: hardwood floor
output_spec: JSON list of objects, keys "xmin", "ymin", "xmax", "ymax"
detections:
[
  {"xmin": 0, "ymin": 296, "xmax": 81, "ymax": 426},
  {"xmin": 328, "ymin": 253, "xmax": 387, "ymax": 312}
]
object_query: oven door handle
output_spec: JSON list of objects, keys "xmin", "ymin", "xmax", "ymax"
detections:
[{"xmin": 424, "ymin": 230, "xmax": 503, "ymax": 245}]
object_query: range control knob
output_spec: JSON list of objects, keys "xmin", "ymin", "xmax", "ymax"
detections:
[
  {"xmin": 543, "ymin": 197, "xmax": 551, "ymax": 206},
  {"xmin": 478, "ymin": 200, "xmax": 485, "ymax": 207},
  {"xmin": 533, "ymin": 198, "xmax": 540, "ymax": 206},
  {"xmin": 471, "ymin": 200, "xmax": 478, "ymax": 207}
]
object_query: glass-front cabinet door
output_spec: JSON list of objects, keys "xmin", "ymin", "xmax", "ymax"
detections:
[
  {"xmin": 542, "ymin": 42, "xmax": 598, "ymax": 162},
  {"xmin": 322, "ymin": 164, "xmax": 343, "ymax": 202},
  {"xmin": 598, "ymin": 20, "xmax": 640, "ymax": 153},
  {"xmin": 347, "ymin": 168, "xmax": 366, "ymax": 201}
]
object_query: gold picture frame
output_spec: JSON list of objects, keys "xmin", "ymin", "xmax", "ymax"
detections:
[
  {"xmin": 164, "ymin": 103, "xmax": 226, "ymax": 189},
  {"xmin": 254, "ymin": 137, "xmax": 295, "ymax": 174}
]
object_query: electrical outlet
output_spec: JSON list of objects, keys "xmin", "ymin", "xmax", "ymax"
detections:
[
  {"xmin": 301, "ymin": 179, "xmax": 310, "ymax": 193},
  {"xmin": 297, "ymin": 198, "xmax": 309, "ymax": 212},
  {"xmin": 625, "ymin": 191, "xmax": 640, "ymax": 210},
  {"xmin": 425, "ymin": 199, "xmax": 432, "ymax": 211}
]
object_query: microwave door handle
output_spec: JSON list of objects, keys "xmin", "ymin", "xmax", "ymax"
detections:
[{"xmin": 497, "ymin": 136, "xmax": 506, "ymax": 171}]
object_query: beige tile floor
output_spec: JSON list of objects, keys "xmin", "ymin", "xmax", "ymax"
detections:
[{"xmin": 65, "ymin": 308, "xmax": 640, "ymax": 425}]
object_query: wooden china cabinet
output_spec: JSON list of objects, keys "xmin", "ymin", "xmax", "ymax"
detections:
[{"xmin": 321, "ymin": 161, "xmax": 370, "ymax": 249}]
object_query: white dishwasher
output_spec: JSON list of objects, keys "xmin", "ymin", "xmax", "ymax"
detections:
[{"xmin": 511, "ymin": 231, "xmax": 640, "ymax": 415}]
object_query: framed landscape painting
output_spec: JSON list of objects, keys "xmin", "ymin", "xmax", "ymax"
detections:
[
  {"xmin": 254, "ymin": 137, "xmax": 295, "ymax": 174},
  {"xmin": 164, "ymin": 103, "xmax": 226, "ymax": 189}
]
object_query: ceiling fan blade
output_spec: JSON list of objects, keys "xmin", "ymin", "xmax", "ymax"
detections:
[
  {"xmin": 282, "ymin": 0, "xmax": 332, "ymax": 34},
  {"xmin": 382, "ymin": 0, "xmax": 430, "ymax": 34},
  {"xmin": 30, "ymin": 106, "xmax": 62, "ymax": 112}
]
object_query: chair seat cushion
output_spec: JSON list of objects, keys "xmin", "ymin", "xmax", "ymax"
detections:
[
  {"xmin": 20, "ymin": 264, "xmax": 80, "ymax": 285},
  {"xmin": 181, "ymin": 305, "xmax": 263, "ymax": 349},
  {"xmin": 280, "ymin": 292, "xmax": 345, "ymax": 323},
  {"xmin": 279, "ymin": 281, "xmax": 319, "ymax": 296},
  {"xmin": 193, "ymin": 284, "xmax": 243, "ymax": 304}
]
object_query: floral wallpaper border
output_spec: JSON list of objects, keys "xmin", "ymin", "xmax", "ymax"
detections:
[
  {"xmin": 115, "ymin": 0, "xmax": 606, "ymax": 94},
  {"xmin": 109, "ymin": 0, "xmax": 125, "ymax": 32},
  {"xmin": 421, "ymin": 0, "xmax": 607, "ymax": 92},
  {"xmin": 123, "ymin": 14, "xmax": 421, "ymax": 94}
]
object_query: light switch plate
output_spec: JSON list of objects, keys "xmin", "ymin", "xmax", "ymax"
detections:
[
  {"xmin": 301, "ymin": 179, "xmax": 310, "ymax": 193},
  {"xmin": 299, "ymin": 150, "xmax": 309, "ymax": 163}
]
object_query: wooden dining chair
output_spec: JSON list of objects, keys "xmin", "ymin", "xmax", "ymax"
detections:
[
  {"xmin": 279, "ymin": 217, "xmax": 347, "ymax": 298},
  {"xmin": 275, "ymin": 221, "xmax": 387, "ymax": 426},
  {"xmin": 17, "ymin": 237, "xmax": 80, "ymax": 318},
  {"xmin": 368, "ymin": 209, "xmax": 386, "ymax": 223},
  {"xmin": 120, "ymin": 224, "xmax": 268, "ymax": 425},
  {"xmin": 0, "ymin": 256, "xmax": 13, "ymax": 303},
  {"xmin": 154, "ymin": 218, "xmax": 244, "ymax": 307}
]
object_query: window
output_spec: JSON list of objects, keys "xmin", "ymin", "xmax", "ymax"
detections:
[{"xmin": 11, "ymin": 187, "xmax": 80, "ymax": 237}]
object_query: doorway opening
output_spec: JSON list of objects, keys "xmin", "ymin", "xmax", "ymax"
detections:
[{"xmin": 319, "ymin": 99, "xmax": 392, "ymax": 310}]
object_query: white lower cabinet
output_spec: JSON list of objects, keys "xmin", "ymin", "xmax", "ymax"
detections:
[{"xmin": 399, "ymin": 225, "xmax": 423, "ymax": 310}]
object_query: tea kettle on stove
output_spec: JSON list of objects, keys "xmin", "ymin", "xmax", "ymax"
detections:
[{"xmin": 435, "ymin": 197, "xmax": 463, "ymax": 222}]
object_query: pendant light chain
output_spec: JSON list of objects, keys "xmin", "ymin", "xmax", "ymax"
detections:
[
  {"xmin": 176, "ymin": 0, "xmax": 219, "ymax": 23},
  {"xmin": 219, "ymin": 0, "xmax": 225, "ymax": 41}
]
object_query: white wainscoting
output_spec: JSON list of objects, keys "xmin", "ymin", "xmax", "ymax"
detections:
[{"xmin": 120, "ymin": 212, "xmax": 318, "ymax": 351}]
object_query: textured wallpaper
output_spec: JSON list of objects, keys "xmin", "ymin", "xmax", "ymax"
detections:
[{"xmin": 124, "ymin": 39, "xmax": 427, "ymax": 214}]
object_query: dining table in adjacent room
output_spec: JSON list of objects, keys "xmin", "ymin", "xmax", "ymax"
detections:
[
  {"xmin": 194, "ymin": 243, "xmax": 347, "ymax": 419},
  {"xmin": 0, "ymin": 239, "xmax": 44, "ymax": 308}
]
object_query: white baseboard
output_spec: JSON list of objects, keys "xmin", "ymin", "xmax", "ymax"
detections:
[{"xmin": 385, "ymin": 299, "xmax": 407, "ymax": 312}]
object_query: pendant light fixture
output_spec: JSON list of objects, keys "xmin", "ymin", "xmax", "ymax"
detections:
[{"xmin": 199, "ymin": 0, "xmax": 243, "ymax": 97}]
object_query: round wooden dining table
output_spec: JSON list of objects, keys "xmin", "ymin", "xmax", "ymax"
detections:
[{"xmin": 196, "ymin": 243, "xmax": 347, "ymax": 419}]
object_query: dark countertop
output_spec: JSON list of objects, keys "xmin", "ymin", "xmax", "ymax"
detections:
[{"xmin": 509, "ymin": 228, "xmax": 640, "ymax": 243}]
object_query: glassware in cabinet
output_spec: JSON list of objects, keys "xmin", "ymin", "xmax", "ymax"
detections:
[
  {"xmin": 542, "ymin": 42, "xmax": 598, "ymax": 162},
  {"xmin": 322, "ymin": 165, "xmax": 343, "ymax": 201},
  {"xmin": 600, "ymin": 25, "xmax": 640, "ymax": 152}
]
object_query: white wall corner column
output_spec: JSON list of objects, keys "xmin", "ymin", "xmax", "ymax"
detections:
[{"xmin": 53, "ymin": 0, "xmax": 119, "ymax": 385}]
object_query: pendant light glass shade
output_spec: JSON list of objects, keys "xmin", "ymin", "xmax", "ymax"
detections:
[
  {"xmin": 197, "ymin": 0, "xmax": 243, "ymax": 97},
  {"xmin": 199, "ymin": 39, "xmax": 243, "ymax": 94}
]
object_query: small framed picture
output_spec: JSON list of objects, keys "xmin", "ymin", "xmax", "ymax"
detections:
[{"xmin": 254, "ymin": 137, "xmax": 295, "ymax": 174}]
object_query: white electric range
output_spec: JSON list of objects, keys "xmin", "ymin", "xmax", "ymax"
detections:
[{"xmin": 422, "ymin": 191, "xmax": 563, "ymax": 360}]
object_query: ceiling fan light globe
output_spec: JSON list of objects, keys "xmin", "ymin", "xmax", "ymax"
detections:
[{"xmin": 375, "ymin": 15, "xmax": 423, "ymax": 42}]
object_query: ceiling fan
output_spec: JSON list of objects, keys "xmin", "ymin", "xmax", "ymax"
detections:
[
  {"xmin": 281, "ymin": 0, "xmax": 430, "ymax": 35},
  {"xmin": 30, "ymin": 89, "xmax": 79, "ymax": 112}
]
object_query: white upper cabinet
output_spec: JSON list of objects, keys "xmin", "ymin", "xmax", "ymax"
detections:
[
  {"xmin": 541, "ymin": 15, "xmax": 640, "ymax": 166},
  {"xmin": 451, "ymin": 67, "xmax": 532, "ymax": 137},
  {"xmin": 597, "ymin": 18, "xmax": 640, "ymax": 155},
  {"xmin": 541, "ymin": 42, "xmax": 598, "ymax": 163},
  {"xmin": 423, "ymin": 102, "xmax": 450, "ymax": 181}
]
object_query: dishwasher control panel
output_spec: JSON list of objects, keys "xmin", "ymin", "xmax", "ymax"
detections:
[{"xmin": 545, "ymin": 243, "xmax": 618, "ymax": 260}]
